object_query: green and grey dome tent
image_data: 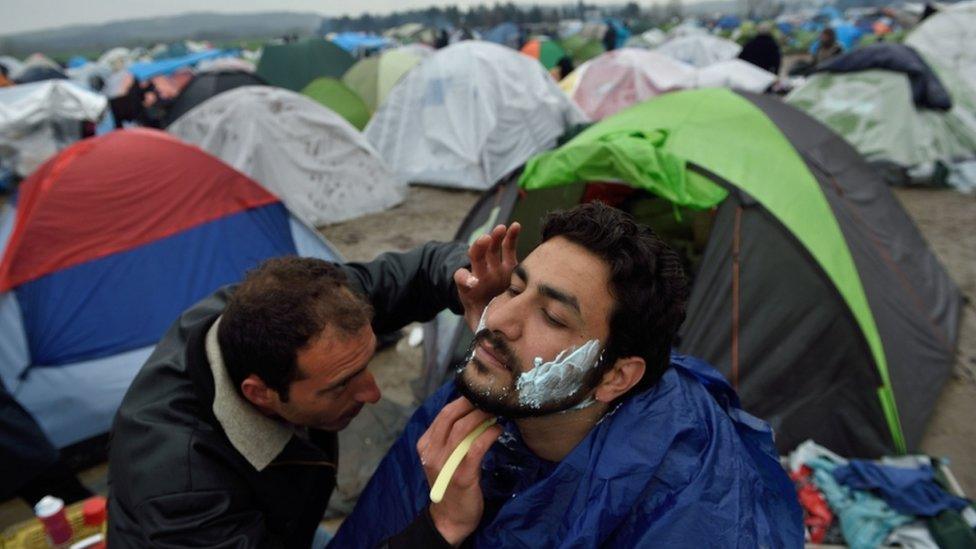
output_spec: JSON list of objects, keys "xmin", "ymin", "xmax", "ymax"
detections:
[{"xmin": 421, "ymin": 88, "xmax": 961, "ymax": 457}]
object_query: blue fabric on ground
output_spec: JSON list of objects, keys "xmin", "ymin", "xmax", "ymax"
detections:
[
  {"xmin": 808, "ymin": 457, "xmax": 911, "ymax": 549},
  {"xmin": 833, "ymin": 460, "xmax": 971, "ymax": 517},
  {"xmin": 330, "ymin": 353, "xmax": 803, "ymax": 548}
]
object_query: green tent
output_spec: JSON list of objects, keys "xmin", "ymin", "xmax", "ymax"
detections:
[
  {"xmin": 341, "ymin": 49, "xmax": 421, "ymax": 113},
  {"xmin": 257, "ymin": 38, "xmax": 355, "ymax": 92},
  {"xmin": 424, "ymin": 88, "xmax": 961, "ymax": 458},
  {"xmin": 301, "ymin": 77, "xmax": 371, "ymax": 130},
  {"xmin": 558, "ymin": 35, "xmax": 605, "ymax": 65}
]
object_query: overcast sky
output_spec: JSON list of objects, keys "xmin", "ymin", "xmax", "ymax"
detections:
[{"xmin": 1, "ymin": 0, "xmax": 647, "ymax": 35}]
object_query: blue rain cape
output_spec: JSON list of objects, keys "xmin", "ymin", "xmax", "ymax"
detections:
[{"xmin": 330, "ymin": 353, "xmax": 803, "ymax": 548}]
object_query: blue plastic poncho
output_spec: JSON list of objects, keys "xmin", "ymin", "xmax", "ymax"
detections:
[{"xmin": 330, "ymin": 354, "xmax": 803, "ymax": 548}]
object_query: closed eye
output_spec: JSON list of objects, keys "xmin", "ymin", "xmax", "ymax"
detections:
[{"xmin": 542, "ymin": 310, "xmax": 567, "ymax": 328}]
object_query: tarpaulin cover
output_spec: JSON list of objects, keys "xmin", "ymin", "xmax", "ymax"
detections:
[
  {"xmin": 365, "ymin": 41, "xmax": 586, "ymax": 190},
  {"xmin": 833, "ymin": 461, "xmax": 971, "ymax": 517},
  {"xmin": 0, "ymin": 128, "xmax": 278, "ymax": 291},
  {"xmin": 654, "ymin": 34, "xmax": 741, "ymax": 68},
  {"xmin": 564, "ymin": 48, "xmax": 693, "ymax": 120},
  {"xmin": 331, "ymin": 354, "xmax": 802, "ymax": 547},
  {"xmin": 170, "ymin": 86, "xmax": 404, "ymax": 226},
  {"xmin": 904, "ymin": 1, "xmax": 976, "ymax": 94},
  {"xmin": 128, "ymin": 49, "xmax": 228, "ymax": 81},
  {"xmin": 814, "ymin": 44, "xmax": 952, "ymax": 110},
  {"xmin": 330, "ymin": 32, "xmax": 392, "ymax": 54},
  {"xmin": 786, "ymin": 69, "xmax": 976, "ymax": 167},
  {"xmin": 0, "ymin": 80, "xmax": 108, "ymax": 177}
]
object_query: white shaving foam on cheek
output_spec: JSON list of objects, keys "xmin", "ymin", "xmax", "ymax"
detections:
[{"xmin": 516, "ymin": 339, "xmax": 602, "ymax": 408}]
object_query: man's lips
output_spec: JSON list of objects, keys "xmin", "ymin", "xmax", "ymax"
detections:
[{"xmin": 475, "ymin": 341, "xmax": 510, "ymax": 372}]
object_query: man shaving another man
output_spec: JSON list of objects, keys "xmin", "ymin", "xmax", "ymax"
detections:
[{"xmin": 332, "ymin": 202, "xmax": 803, "ymax": 548}]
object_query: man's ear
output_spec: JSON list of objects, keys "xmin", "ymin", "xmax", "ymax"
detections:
[
  {"xmin": 594, "ymin": 357, "xmax": 645, "ymax": 403},
  {"xmin": 241, "ymin": 374, "xmax": 278, "ymax": 411}
]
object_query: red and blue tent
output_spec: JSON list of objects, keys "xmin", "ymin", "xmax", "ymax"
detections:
[{"xmin": 0, "ymin": 128, "xmax": 341, "ymax": 448}]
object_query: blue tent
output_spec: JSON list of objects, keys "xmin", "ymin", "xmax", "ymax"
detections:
[
  {"xmin": 605, "ymin": 18, "xmax": 631, "ymax": 49},
  {"xmin": 330, "ymin": 32, "xmax": 393, "ymax": 54},
  {"xmin": 332, "ymin": 353, "xmax": 803, "ymax": 547},
  {"xmin": 484, "ymin": 22, "xmax": 520, "ymax": 48},
  {"xmin": 716, "ymin": 15, "xmax": 743, "ymax": 30},
  {"xmin": 67, "ymin": 56, "xmax": 88, "ymax": 69},
  {"xmin": 128, "ymin": 50, "xmax": 231, "ymax": 81}
]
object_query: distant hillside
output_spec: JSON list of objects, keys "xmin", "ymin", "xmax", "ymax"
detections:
[{"xmin": 0, "ymin": 11, "xmax": 323, "ymax": 57}]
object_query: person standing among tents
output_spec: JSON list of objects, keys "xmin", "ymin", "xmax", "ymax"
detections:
[
  {"xmin": 106, "ymin": 228, "xmax": 521, "ymax": 548},
  {"xmin": 813, "ymin": 28, "xmax": 844, "ymax": 67},
  {"xmin": 739, "ymin": 23, "xmax": 782, "ymax": 75}
]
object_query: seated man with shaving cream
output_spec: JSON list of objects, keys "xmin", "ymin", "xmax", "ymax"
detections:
[{"xmin": 332, "ymin": 203, "xmax": 803, "ymax": 548}]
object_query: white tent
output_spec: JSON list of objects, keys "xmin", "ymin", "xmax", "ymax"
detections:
[
  {"xmin": 686, "ymin": 59, "xmax": 777, "ymax": 92},
  {"xmin": 0, "ymin": 80, "xmax": 107, "ymax": 177},
  {"xmin": 365, "ymin": 41, "xmax": 587, "ymax": 190},
  {"xmin": 655, "ymin": 35, "xmax": 742, "ymax": 68},
  {"xmin": 169, "ymin": 86, "xmax": 404, "ymax": 227},
  {"xmin": 561, "ymin": 49, "xmax": 694, "ymax": 120},
  {"xmin": 97, "ymin": 47, "xmax": 132, "ymax": 72},
  {"xmin": 905, "ymin": 1, "xmax": 976, "ymax": 93},
  {"xmin": 0, "ymin": 56, "xmax": 22, "ymax": 77}
]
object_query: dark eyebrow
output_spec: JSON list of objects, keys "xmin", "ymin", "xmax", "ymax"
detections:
[
  {"xmin": 319, "ymin": 364, "xmax": 367, "ymax": 394},
  {"xmin": 515, "ymin": 263, "xmax": 582, "ymax": 318}
]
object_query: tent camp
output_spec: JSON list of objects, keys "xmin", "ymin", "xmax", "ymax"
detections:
[
  {"xmin": 687, "ymin": 59, "xmax": 777, "ymax": 92},
  {"xmin": 484, "ymin": 22, "xmax": 521, "ymax": 49},
  {"xmin": 786, "ymin": 44, "xmax": 976, "ymax": 183},
  {"xmin": 257, "ymin": 38, "xmax": 355, "ymax": 92},
  {"xmin": 170, "ymin": 86, "xmax": 403, "ymax": 226},
  {"xmin": 560, "ymin": 48, "xmax": 694, "ymax": 120},
  {"xmin": 0, "ymin": 128, "xmax": 340, "ymax": 450},
  {"xmin": 162, "ymin": 69, "xmax": 267, "ymax": 127},
  {"xmin": 904, "ymin": 1, "xmax": 976, "ymax": 94},
  {"xmin": 341, "ymin": 49, "xmax": 422, "ymax": 113},
  {"xmin": 0, "ymin": 80, "xmax": 107, "ymax": 177},
  {"xmin": 520, "ymin": 38, "xmax": 567, "ymax": 70},
  {"xmin": 655, "ymin": 34, "xmax": 742, "ymax": 68},
  {"xmin": 365, "ymin": 41, "xmax": 587, "ymax": 191},
  {"xmin": 301, "ymin": 77, "xmax": 372, "ymax": 130},
  {"xmin": 421, "ymin": 88, "xmax": 961, "ymax": 458},
  {"xmin": 558, "ymin": 34, "xmax": 605, "ymax": 65}
]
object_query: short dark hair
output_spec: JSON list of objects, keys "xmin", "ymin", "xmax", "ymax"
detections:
[
  {"xmin": 541, "ymin": 201, "xmax": 689, "ymax": 395},
  {"xmin": 217, "ymin": 257, "xmax": 373, "ymax": 401}
]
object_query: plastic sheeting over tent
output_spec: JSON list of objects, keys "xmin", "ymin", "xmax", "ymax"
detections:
[
  {"xmin": 341, "ymin": 49, "xmax": 422, "ymax": 113},
  {"xmin": 256, "ymin": 39, "xmax": 355, "ymax": 92},
  {"xmin": 0, "ymin": 129, "xmax": 340, "ymax": 448},
  {"xmin": 655, "ymin": 34, "xmax": 742, "ymax": 68},
  {"xmin": 170, "ymin": 86, "xmax": 404, "ymax": 226},
  {"xmin": 128, "ymin": 49, "xmax": 230, "ymax": 81},
  {"xmin": 561, "ymin": 48, "xmax": 694, "ymax": 120},
  {"xmin": 786, "ymin": 69, "xmax": 976, "ymax": 174},
  {"xmin": 688, "ymin": 59, "xmax": 777, "ymax": 92},
  {"xmin": 330, "ymin": 32, "xmax": 393, "ymax": 55},
  {"xmin": 905, "ymin": 1, "xmax": 976, "ymax": 94},
  {"xmin": 0, "ymin": 80, "xmax": 107, "ymax": 177},
  {"xmin": 365, "ymin": 41, "xmax": 586, "ymax": 190}
]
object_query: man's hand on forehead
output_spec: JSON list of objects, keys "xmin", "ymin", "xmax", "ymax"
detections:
[{"xmin": 454, "ymin": 223, "xmax": 521, "ymax": 333}]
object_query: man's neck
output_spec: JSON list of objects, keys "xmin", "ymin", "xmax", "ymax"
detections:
[{"xmin": 514, "ymin": 401, "xmax": 609, "ymax": 462}]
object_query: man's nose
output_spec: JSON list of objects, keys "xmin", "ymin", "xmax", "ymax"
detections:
[
  {"xmin": 486, "ymin": 294, "xmax": 523, "ymax": 341},
  {"xmin": 354, "ymin": 371, "xmax": 382, "ymax": 404}
]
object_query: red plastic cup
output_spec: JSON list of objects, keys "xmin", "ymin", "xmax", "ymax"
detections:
[
  {"xmin": 82, "ymin": 496, "xmax": 107, "ymax": 527},
  {"xmin": 34, "ymin": 495, "xmax": 73, "ymax": 545}
]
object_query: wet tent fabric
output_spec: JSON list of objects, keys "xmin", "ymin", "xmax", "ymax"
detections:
[
  {"xmin": 519, "ymin": 38, "xmax": 566, "ymax": 70},
  {"xmin": 162, "ymin": 69, "xmax": 267, "ymax": 127},
  {"xmin": 422, "ymin": 89, "xmax": 958, "ymax": 456},
  {"xmin": 562, "ymin": 48, "xmax": 694, "ymax": 120},
  {"xmin": 688, "ymin": 59, "xmax": 777, "ymax": 93},
  {"xmin": 341, "ymin": 50, "xmax": 421, "ymax": 113},
  {"xmin": 0, "ymin": 129, "xmax": 340, "ymax": 447},
  {"xmin": 786, "ymin": 69, "xmax": 976, "ymax": 169},
  {"xmin": 301, "ymin": 77, "xmax": 371, "ymax": 131},
  {"xmin": 813, "ymin": 43, "xmax": 951, "ymax": 110},
  {"xmin": 334, "ymin": 354, "xmax": 803, "ymax": 548},
  {"xmin": 904, "ymin": 1, "xmax": 976, "ymax": 94},
  {"xmin": 256, "ymin": 38, "xmax": 355, "ymax": 92},
  {"xmin": 364, "ymin": 41, "xmax": 587, "ymax": 191},
  {"xmin": 654, "ymin": 34, "xmax": 742, "ymax": 68},
  {"xmin": 169, "ymin": 86, "xmax": 403, "ymax": 226}
]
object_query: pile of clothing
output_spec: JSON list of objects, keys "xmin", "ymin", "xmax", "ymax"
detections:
[{"xmin": 787, "ymin": 441, "xmax": 975, "ymax": 548}]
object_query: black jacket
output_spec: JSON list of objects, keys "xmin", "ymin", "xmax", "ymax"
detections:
[{"xmin": 107, "ymin": 242, "xmax": 467, "ymax": 548}]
